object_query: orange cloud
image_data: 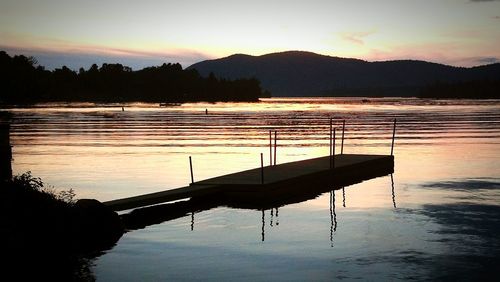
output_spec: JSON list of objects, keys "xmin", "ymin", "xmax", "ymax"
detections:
[{"xmin": 339, "ymin": 31, "xmax": 375, "ymax": 45}]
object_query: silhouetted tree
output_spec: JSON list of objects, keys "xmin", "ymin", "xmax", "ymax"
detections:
[
  {"xmin": 419, "ymin": 80, "xmax": 500, "ymax": 99},
  {"xmin": 0, "ymin": 51, "xmax": 265, "ymax": 104}
]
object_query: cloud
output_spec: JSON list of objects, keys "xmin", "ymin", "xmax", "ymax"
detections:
[
  {"xmin": 446, "ymin": 56, "xmax": 500, "ymax": 66},
  {"xmin": 475, "ymin": 57, "xmax": 499, "ymax": 64},
  {"xmin": 0, "ymin": 44, "xmax": 212, "ymax": 70},
  {"xmin": 362, "ymin": 41, "xmax": 500, "ymax": 67},
  {"xmin": 339, "ymin": 31, "xmax": 375, "ymax": 45}
]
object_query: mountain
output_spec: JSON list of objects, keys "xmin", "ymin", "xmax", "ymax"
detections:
[{"xmin": 188, "ymin": 51, "xmax": 500, "ymax": 97}]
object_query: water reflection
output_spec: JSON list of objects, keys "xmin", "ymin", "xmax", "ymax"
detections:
[
  {"xmin": 395, "ymin": 203, "xmax": 500, "ymax": 280},
  {"xmin": 191, "ymin": 211, "xmax": 194, "ymax": 231},
  {"xmin": 6, "ymin": 99, "xmax": 498, "ymax": 280},
  {"xmin": 8, "ymin": 98, "xmax": 500, "ymax": 201},
  {"xmin": 97, "ymin": 176, "xmax": 500, "ymax": 281},
  {"xmin": 421, "ymin": 178, "xmax": 500, "ymax": 191},
  {"xmin": 275, "ymin": 208, "xmax": 279, "ymax": 226},
  {"xmin": 257, "ymin": 209, "xmax": 282, "ymax": 242},
  {"xmin": 342, "ymin": 187, "xmax": 346, "ymax": 207},
  {"xmin": 121, "ymin": 173, "xmax": 403, "ymax": 250},
  {"xmin": 261, "ymin": 210, "xmax": 265, "ymax": 242},
  {"xmin": 330, "ymin": 190, "xmax": 337, "ymax": 247},
  {"xmin": 391, "ymin": 174, "xmax": 397, "ymax": 209},
  {"xmin": 270, "ymin": 208, "xmax": 274, "ymax": 227},
  {"xmin": 121, "ymin": 167, "xmax": 393, "ymax": 232}
]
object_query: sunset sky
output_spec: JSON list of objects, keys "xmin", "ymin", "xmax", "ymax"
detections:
[{"xmin": 1, "ymin": 0, "xmax": 499, "ymax": 70}]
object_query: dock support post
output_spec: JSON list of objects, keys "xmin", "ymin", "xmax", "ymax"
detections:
[
  {"xmin": 269, "ymin": 130, "xmax": 272, "ymax": 166},
  {"xmin": 189, "ymin": 156, "xmax": 194, "ymax": 184},
  {"xmin": 273, "ymin": 131, "xmax": 277, "ymax": 166},
  {"xmin": 341, "ymin": 120, "xmax": 345, "ymax": 154},
  {"xmin": 330, "ymin": 127, "xmax": 336, "ymax": 168},
  {"xmin": 260, "ymin": 153, "xmax": 264, "ymax": 184},
  {"xmin": 390, "ymin": 119, "xmax": 397, "ymax": 156}
]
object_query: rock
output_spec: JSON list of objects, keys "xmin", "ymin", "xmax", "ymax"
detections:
[{"xmin": 73, "ymin": 199, "xmax": 124, "ymax": 253}]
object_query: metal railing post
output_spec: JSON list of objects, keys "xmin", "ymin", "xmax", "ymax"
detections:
[
  {"xmin": 341, "ymin": 119, "xmax": 345, "ymax": 154},
  {"xmin": 274, "ymin": 130, "xmax": 277, "ymax": 166},
  {"xmin": 269, "ymin": 130, "xmax": 272, "ymax": 166},
  {"xmin": 332, "ymin": 128, "xmax": 336, "ymax": 168},
  {"xmin": 189, "ymin": 156, "xmax": 194, "ymax": 184}
]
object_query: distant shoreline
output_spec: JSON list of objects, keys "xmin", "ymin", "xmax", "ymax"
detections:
[
  {"xmin": 0, "ymin": 51, "xmax": 264, "ymax": 105},
  {"xmin": 3, "ymin": 97, "xmax": 500, "ymax": 111}
]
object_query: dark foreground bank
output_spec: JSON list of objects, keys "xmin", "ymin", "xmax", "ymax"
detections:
[{"xmin": 0, "ymin": 172, "xmax": 124, "ymax": 280}]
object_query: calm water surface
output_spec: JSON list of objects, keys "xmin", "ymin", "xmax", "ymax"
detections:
[{"xmin": 8, "ymin": 98, "xmax": 500, "ymax": 280}]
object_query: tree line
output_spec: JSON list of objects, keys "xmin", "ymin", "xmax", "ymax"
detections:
[
  {"xmin": 0, "ymin": 51, "xmax": 265, "ymax": 104},
  {"xmin": 419, "ymin": 79, "xmax": 500, "ymax": 99}
]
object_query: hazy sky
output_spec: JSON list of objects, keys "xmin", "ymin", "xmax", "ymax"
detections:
[{"xmin": 1, "ymin": 0, "xmax": 499, "ymax": 69}]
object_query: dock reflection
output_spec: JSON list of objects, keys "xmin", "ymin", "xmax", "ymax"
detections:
[
  {"xmin": 121, "ymin": 168, "xmax": 394, "ymax": 235},
  {"xmin": 391, "ymin": 174, "xmax": 397, "ymax": 209},
  {"xmin": 260, "ymin": 208, "xmax": 280, "ymax": 242},
  {"xmin": 330, "ymin": 190, "xmax": 337, "ymax": 247},
  {"xmin": 342, "ymin": 187, "xmax": 346, "ymax": 208},
  {"xmin": 191, "ymin": 211, "xmax": 194, "ymax": 231},
  {"xmin": 261, "ymin": 210, "xmax": 265, "ymax": 241}
]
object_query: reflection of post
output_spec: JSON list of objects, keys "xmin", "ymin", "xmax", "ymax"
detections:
[
  {"xmin": 329, "ymin": 191, "xmax": 337, "ymax": 247},
  {"xmin": 191, "ymin": 211, "xmax": 194, "ymax": 231},
  {"xmin": 275, "ymin": 208, "xmax": 279, "ymax": 226},
  {"xmin": 391, "ymin": 174, "xmax": 397, "ymax": 208},
  {"xmin": 330, "ymin": 191, "xmax": 333, "ymax": 246},
  {"xmin": 0, "ymin": 115, "xmax": 12, "ymax": 181},
  {"xmin": 342, "ymin": 187, "xmax": 346, "ymax": 208},
  {"xmin": 270, "ymin": 209, "xmax": 274, "ymax": 227},
  {"xmin": 332, "ymin": 191, "xmax": 337, "ymax": 232},
  {"xmin": 261, "ymin": 209, "xmax": 265, "ymax": 242}
]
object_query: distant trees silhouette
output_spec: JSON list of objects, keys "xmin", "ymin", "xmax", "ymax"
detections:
[
  {"xmin": 0, "ymin": 51, "xmax": 264, "ymax": 104},
  {"xmin": 419, "ymin": 79, "xmax": 500, "ymax": 99}
]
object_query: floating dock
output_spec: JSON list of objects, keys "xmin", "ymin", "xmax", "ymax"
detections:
[{"xmin": 104, "ymin": 154, "xmax": 394, "ymax": 211}]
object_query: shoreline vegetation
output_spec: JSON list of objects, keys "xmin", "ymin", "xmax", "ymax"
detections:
[
  {"xmin": 2, "ymin": 50, "xmax": 499, "ymax": 103},
  {"xmin": 0, "ymin": 51, "xmax": 266, "ymax": 105},
  {"xmin": 1, "ymin": 172, "xmax": 123, "ymax": 280},
  {"xmin": 418, "ymin": 79, "xmax": 500, "ymax": 99}
]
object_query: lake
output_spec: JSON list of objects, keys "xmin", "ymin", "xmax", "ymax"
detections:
[{"xmin": 7, "ymin": 98, "xmax": 500, "ymax": 280}]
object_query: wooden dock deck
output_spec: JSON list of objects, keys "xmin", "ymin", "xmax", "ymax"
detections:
[{"xmin": 104, "ymin": 154, "xmax": 394, "ymax": 211}]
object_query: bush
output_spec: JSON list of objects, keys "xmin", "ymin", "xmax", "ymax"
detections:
[{"xmin": 11, "ymin": 171, "xmax": 76, "ymax": 205}]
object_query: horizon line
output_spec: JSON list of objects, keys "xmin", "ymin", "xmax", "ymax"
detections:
[{"xmin": 2, "ymin": 47, "xmax": 499, "ymax": 71}]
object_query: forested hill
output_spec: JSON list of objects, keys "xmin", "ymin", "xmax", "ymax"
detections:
[
  {"xmin": 0, "ymin": 51, "xmax": 264, "ymax": 104},
  {"xmin": 188, "ymin": 51, "xmax": 500, "ymax": 97}
]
